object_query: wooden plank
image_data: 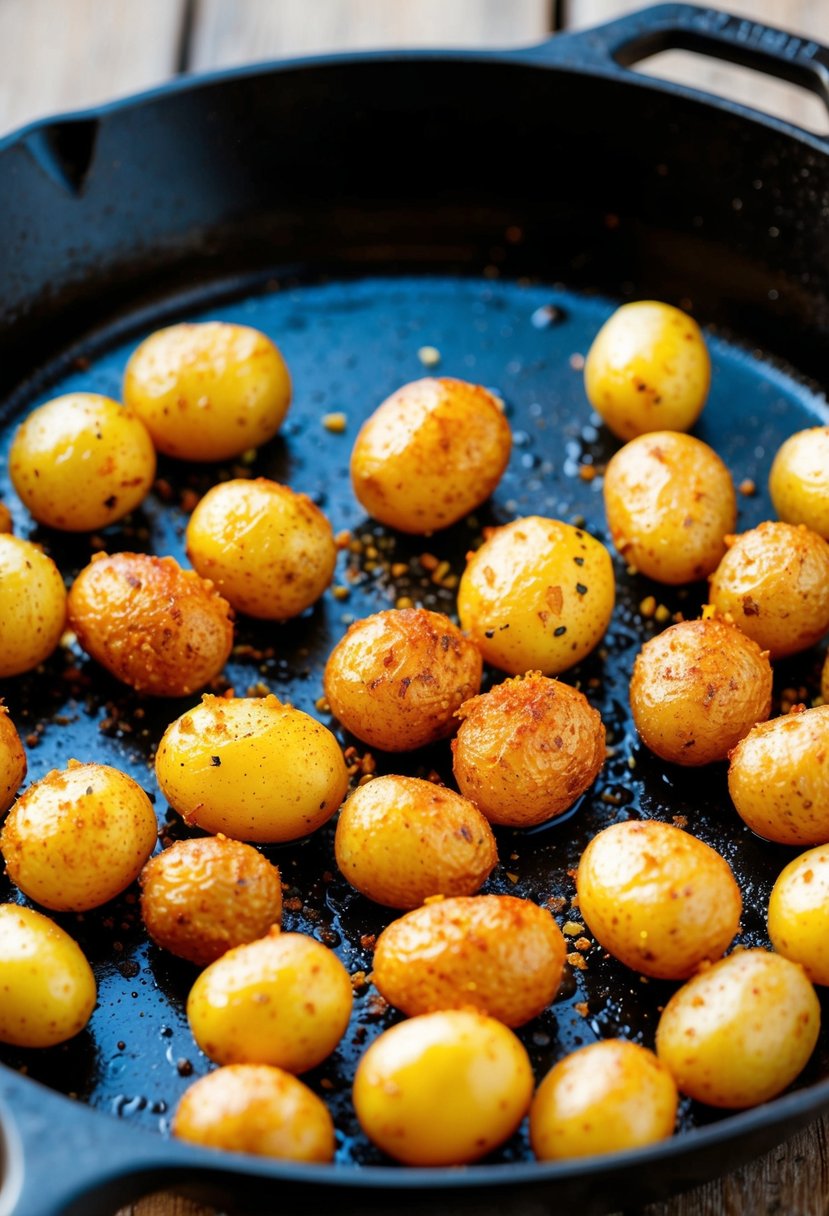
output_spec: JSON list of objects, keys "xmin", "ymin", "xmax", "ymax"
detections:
[
  {"xmin": 0, "ymin": 0, "xmax": 186, "ymax": 137},
  {"xmin": 188, "ymin": 0, "xmax": 552, "ymax": 69}
]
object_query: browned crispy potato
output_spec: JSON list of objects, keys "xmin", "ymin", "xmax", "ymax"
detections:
[
  {"xmin": 323, "ymin": 608, "xmax": 482, "ymax": 752},
  {"xmin": 630, "ymin": 617, "xmax": 772, "ymax": 766},
  {"xmin": 0, "ymin": 704, "xmax": 26, "ymax": 815},
  {"xmin": 140, "ymin": 836, "xmax": 282, "ymax": 966},
  {"xmin": 0, "ymin": 502, "xmax": 12, "ymax": 533},
  {"xmin": 708, "ymin": 521, "xmax": 829, "ymax": 659},
  {"xmin": 334, "ymin": 775, "xmax": 497, "ymax": 909},
  {"xmin": 67, "ymin": 552, "xmax": 234, "ymax": 697},
  {"xmin": 452, "ymin": 672, "xmax": 605, "ymax": 827},
  {"xmin": 373, "ymin": 894, "xmax": 565, "ymax": 1027}
]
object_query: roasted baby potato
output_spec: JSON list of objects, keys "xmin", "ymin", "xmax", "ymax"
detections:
[
  {"xmin": 323, "ymin": 608, "xmax": 482, "ymax": 752},
  {"xmin": 334, "ymin": 774, "xmax": 497, "ymax": 909},
  {"xmin": 123, "ymin": 321, "xmax": 291, "ymax": 462},
  {"xmin": 140, "ymin": 836, "xmax": 283, "ymax": 966},
  {"xmin": 67, "ymin": 551, "xmax": 233, "ymax": 696},
  {"xmin": 155, "ymin": 694, "xmax": 348, "ymax": 844},
  {"xmin": 577, "ymin": 820, "xmax": 741, "ymax": 980},
  {"xmin": 457, "ymin": 516, "xmax": 615, "ymax": 676},
  {"xmin": 0, "ymin": 534, "xmax": 67, "ymax": 678},
  {"xmin": 0, "ymin": 502, "xmax": 11, "ymax": 533},
  {"xmin": 768, "ymin": 846, "xmax": 829, "ymax": 985},
  {"xmin": 372, "ymin": 894, "xmax": 566, "ymax": 1026},
  {"xmin": 630, "ymin": 616, "xmax": 772, "ymax": 765},
  {"xmin": 0, "ymin": 703, "xmax": 26, "ymax": 815},
  {"xmin": 452, "ymin": 672, "xmax": 605, "ymax": 827},
  {"xmin": 350, "ymin": 377, "xmax": 512, "ymax": 533},
  {"xmin": 769, "ymin": 426, "xmax": 829, "ymax": 539}
]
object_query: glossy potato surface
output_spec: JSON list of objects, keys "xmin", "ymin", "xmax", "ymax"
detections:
[
  {"xmin": 350, "ymin": 377, "xmax": 511, "ymax": 533},
  {"xmin": 769, "ymin": 847, "xmax": 829, "ymax": 985},
  {"xmin": 769, "ymin": 427, "xmax": 829, "ymax": 539},
  {"xmin": 0, "ymin": 704, "xmax": 26, "ymax": 815},
  {"xmin": 0, "ymin": 535, "xmax": 67, "ymax": 678}
]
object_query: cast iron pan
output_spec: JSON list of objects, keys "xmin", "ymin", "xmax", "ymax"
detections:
[{"xmin": 3, "ymin": 4, "xmax": 829, "ymax": 1214}]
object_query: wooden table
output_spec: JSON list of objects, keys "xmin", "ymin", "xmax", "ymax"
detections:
[{"xmin": 2, "ymin": 2, "xmax": 828, "ymax": 1213}]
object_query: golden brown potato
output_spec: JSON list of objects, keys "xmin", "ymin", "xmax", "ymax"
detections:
[
  {"xmin": 708, "ymin": 521, "xmax": 829, "ymax": 659},
  {"xmin": 603, "ymin": 431, "xmax": 736, "ymax": 584},
  {"xmin": 576, "ymin": 820, "xmax": 742, "ymax": 980},
  {"xmin": 769, "ymin": 426, "xmax": 829, "ymax": 539},
  {"xmin": 140, "ymin": 836, "xmax": 282, "ymax": 966},
  {"xmin": 630, "ymin": 617, "xmax": 772, "ymax": 766},
  {"xmin": 323, "ymin": 608, "xmax": 482, "ymax": 752},
  {"xmin": 452, "ymin": 672, "xmax": 605, "ymax": 827},
  {"xmin": 768, "ymin": 846, "xmax": 829, "ymax": 985},
  {"xmin": 350, "ymin": 377, "xmax": 512, "ymax": 533},
  {"xmin": 0, "ymin": 502, "xmax": 12, "ymax": 533},
  {"xmin": 173, "ymin": 1064, "xmax": 335, "ymax": 1162},
  {"xmin": 728, "ymin": 705, "xmax": 829, "ymax": 846},
  {"xmin": 334, "ymin": 775, "xmax": 497, "ymax": 909},
  {"xmin": 67, "ymin": 551, "xmax": 233, "ymax": 697},
  {"xmin": 0, "ymin": 535, "xmax": 67, "ymax": 678},
  {"xmin": 372, "ymin": 894, "xmax": 565, "ymax": 1027},
  {"xmin": 0, "ymin": 704, "xmax": 26, "ymax": 815}
]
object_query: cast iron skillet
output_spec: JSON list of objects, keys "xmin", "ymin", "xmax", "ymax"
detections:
[{"xmin": 3, "ymin": 4, "xmax": 829, "ymax": 1214}]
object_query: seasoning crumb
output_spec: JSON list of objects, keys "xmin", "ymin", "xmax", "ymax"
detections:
[
  {"xmin": 545, "ymin": 896, "xmax": 567, "ymax": 913},
  {"xmin": 332, "ymin": 585, "xmax": 350, "ymax": 601},
  {"xmin": 640, "ymin": 595, "xmax": 657, "ymax": 618},
  {"xmin": 322, "ymin": 412, "xmax": 347, "ymax": 433},
  {"xmin": 563, "ymin": 921, "xmax": 585, "ymax": 936},
  {"xmin": 506, "ymin": 872, "xmax": 519, "ymax": 884},
  {"xmin": 418, "ymin": 345, "xmax": 441, "ymax": 368},
  {"xmin": 176, "ymin": 1058, "xmax": 193, "ymax": 1077},
  {"xmin": 569, "ymin": 352, "xmax": 585, "ymax": 371},
  {"xmin": 395, "ymin": 596, "xmax": 414, "ymax": 609},
  {"xmin": 672, "ymin": 815, "xmax": 689, "ymax": 828},
  {"xmin": 578, "ymin": 464, "xmax": 597, "ymax": 482},
  {"xmin": 575, "ymin": 937, "xmax": 591, "ymax": 953},
  {"xmin": 567, "ymin": 951, "xmax": 588, "ymax": 971},
  {"xmin": 574, "ymin": 1002, "xmax": 589, "ymax": 1017},
  {"xmin": 738, "ymin": 478, "xmax": 757, "ymax": 496}
]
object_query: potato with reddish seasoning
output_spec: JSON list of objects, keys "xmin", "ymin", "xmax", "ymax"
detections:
[
  {"xmin": 708, "ymin": 521, "xmax": 829, "ymax": 659},
  {"xmin": 577, "ymin": 820, "xmax": 742, "ymax": 980},
  {"xmin": 768, "ymin": 846, "xmax": 829, "ymax": 985},
  {"xmin": 603, "ymin": 431, "xmax": 736, "ymax": 584},
  {"xmin": 452, "ymin": 672, "xmax": 605, "ymax": 827},
  {"xmin": 140, "ymin": 836, "xmax": 283, "ymax": 966},
  {"xmin": 155, "ymin": 694, "xmax": 348, "ymax": 844},
  {"xmin": 334, "ymin": 775, "xmax": 497, "ymax": 909},
  {"xmin": 67, "ymin": 551, "xmax": 233, "ymax": 697},
  {"xmin": 350, "ymin": 377, "xmax": 511, "ymax": 534},
  {"xmin": 323, "ymin": 608, "xmax": 482, "ymax": 752},
  {"xmin": 373, "ymin": 894, "xmax": 565, "ymax": 1026},
  {"xmin": 630, "ymin": 616, "xmax": 772, "ymax": 766},
  {"xmin": 0, "ymin": 704, "xmax": 26, "ymax": 815},
  {"xmin": 1, "ymin": 760, "xmax": 158, "ymax": 911},
  {"xmin": 0, "ymin": 535, "xmax": 67, "ymax": 678},
  {"xmin": 173, "ymin": 1064, "xmax": 335, "ymax": 1162},
  {"xmin": 769, "ymin": 426, "xmax": 829, "ymax": 539},
  {"xmin": 0, "ymin": 502, "xmax": 12, "ymax": 533}
]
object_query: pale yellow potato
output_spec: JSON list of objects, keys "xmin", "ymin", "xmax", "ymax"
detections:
[
  {"xmin": 0, "ymin": 905, "xmax": 96, "ymax": 1048},
  {"xmin": 9, "ymin": 393, "xmax": 156, "ymax": 531},
  {"xmin": 323, "ymin": 608, "xmax": 482, "ymax": 752},
  {"xmin": 452, "ymin": 672, "xmax": 605, "ymax": 827},
  {"xmin": 0, "ymin": 704, "xmax": 26, "ymax": 815},
  {"xmin": 350, "ymin": 377, "xmax": 512, "ymax": 534},
  {"xmin": 630, "ymin": 617, "xmax": 772, "ymax": 766},
  {"xmin": 656, "ymin": 949, "xmax": 820, "ymax": 1108},
  {"xmin": 353, "ymin": 1009, "xmax": 533, "ymax": 1166},
  {"xmin": 373, "ymin": 895, "xmax": 565, "ymax": 1027},
  {"xmin": 173, "ymin": 1064, "xmax": 334, "ymax": 1162},
  {"xmin": 67, "ymin": 551, "xmax": 233, "ymax": 697},
  {"xmin": 603, "ymin": 431, "xmax": 736, "ymax": 584},
  {"xmin": 334, "ymin": 775, "xmax": 497, "ymax": 909},
  {"xmin": 1, "ymin": 760, "xmax": 158, "ymax": 911},
  {"xmin": 769, "ymin": 847, "xmax": 829, "ymax": 985},
  {"xmin": 155, "ymin": 694, "xmax": 348, "ymax": 844},
  {"xmin": 186, "ymin": 478, "xmax": 336, "ymax": 620},
  {"xmin": 187, "ymin": 930, "xmax": 352, "ymax": 1072},
  {"xmin": 0, "ymin": 502, "xmax": 12, "ymax": 533},
  {"xmin": 0, "ymin": 535, "xmax": 66, "ymax": 678},
  {"xmin": 123, "ymin": 321, "xmax": 291, "ymax": 462},
  {"xmin": 708, "ymin": 521, "xmax": 829, "ymax": 659},
  {"xmin": 770, "ymin": 427, "xmax": 829, "ymax": 539},
  {"xmin": 457, "ymin": 516, "xmax": 615, "ymax": 676},
  {"xmin": 140, "ymin": 836, "xmax": 282, "ymax": 967},
  {"xmin": 584, "ymin": 301, "xmax": 710, "ymax": 440},
  {"xmin": 577, "ymin": 820, "xmax": 741, "ymax": 980},
  {"xmin": 530, "ymin": 1040, "xmax": 678, "ymax": 1161},
  {"xmin": 728, "ymin": 706, "xmax": 829, "ymax": 846}
]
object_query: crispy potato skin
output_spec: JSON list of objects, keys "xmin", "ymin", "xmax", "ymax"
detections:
[
  {"xmin": 603, "ymin": 431, "xmax": 736, "ymax": 584},
  {"xmin": 630, "ymin": 617, "xmax": 772, "ymax": 766},
  {"xmin": 0, "ymin": 534, "xmax": 67, "ymax": 678},
  {"xmin": 728, "ymin": 705, "xmax": 829, "ymax": 846},
  {"xmin": 1, "ymin": 760, "xmax": 158, "ymax": 912},
  {"xmin": 457, "ymin": 516, "xmax": 615, "ymax": 676},
  {"xmin": 373, "ymin": 894, "xmax": 565, "ymax": 1027},
  {"xmin": 770, "ymin": 427, "xmax": 829, "ymax": 539},
  {"xmin": 141, "ymin": 836, "xmax": 282, "ymax": 966},
  {"xmin": 452, "ymin": 672, "xmax": 605, "ymax": 827},
  {"xmin": 769, "ymin": 846, "xmax": 829, "ymax": 985},
  {"xmin": 173, "ymin": 1064, "xmax": 335, "ymax": 1162},
  {"xmin": 67, "ymin": 551, "xmax": 233, "ymax": 697},
  {"xmin": 708, "ymin": 521, "xmax": 829, "ymax": 659},
  {"xmin": 334, "ymin": 775, "xmax": 497, "ymax": 909},
  {"xmin": 353, "ymin": 1009, "xmax": 533, "ymax": 1166},
  {"xmin": 577, "ymin": 820, "xmax": 742, "ymax": 980},
  {"xmin": 350, "ymin": 377, "xmax": 511, "ymax": 534},
  {"xmin": 656, "ymin": 949, "xmax": 820, "ymax": 1108},
  {"xmin": 323, "ymin": 608, "xmax": 482, "ymax": 752},
  {"xmin": 530, "ymin": 1040, "xmax": 678, "ymax": 1161},
  {"xmin": 0, "ymin": 704, "xmax": 26, "ymax": 815}
]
